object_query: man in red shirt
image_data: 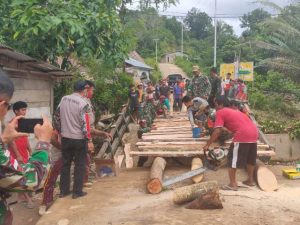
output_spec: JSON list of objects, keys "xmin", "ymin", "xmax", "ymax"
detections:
[{"xmin": 203, "ymin": 96, "xmax": 258, "ymax": 191}]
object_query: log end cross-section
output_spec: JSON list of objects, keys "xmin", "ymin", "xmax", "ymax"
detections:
[{"xmin": 147, "ymin": 157, "xmax": 167, "ymax": 194}]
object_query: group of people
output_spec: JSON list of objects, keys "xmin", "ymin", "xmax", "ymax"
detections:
[
  {"xmin": 0, "ymin": 71, "xmax": 53, "ymax": 224},
  {"xmin": 0, "ymin": 71, "xmax": 113, "ymax": 224},
  {"xmin": 132, "ymin": 64, "xmax": 258, "ymax": 192},
  {"xmin": 183, "ymin": 65, "xmax": 258, "ymax": 191}
]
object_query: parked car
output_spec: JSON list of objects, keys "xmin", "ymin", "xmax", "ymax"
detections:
[{"xmin": 167, "ymin": 74, "xmax": 182, "ymax": 86}]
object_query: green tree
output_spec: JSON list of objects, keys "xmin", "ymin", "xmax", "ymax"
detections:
[
  {"xmin": 184, "ymin": 8, "xmax": 212, "ymax": 40},
  {"xmin": 240, "ymin": 8, "xmax": 271, "ymax": 37},
  {"xmin": 251, "ymin": 2, "xmax": 300, "ymax": 81},
  {"xmin": 120, "ymin": 0, "xmax": 179, "ymax": 22},
  {"xmin": 1, "ymin": 0, "xmax": 128, "ymax": 67}
]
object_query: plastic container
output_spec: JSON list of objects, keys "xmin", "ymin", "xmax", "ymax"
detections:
[{"xmin": 192, "ymin": 127, "xmax": 201, "ymax": 138}]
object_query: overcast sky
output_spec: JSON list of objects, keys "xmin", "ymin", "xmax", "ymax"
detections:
[{"xmin": 131, "ymin": 0, "xmax": 294, "ymax": 36}]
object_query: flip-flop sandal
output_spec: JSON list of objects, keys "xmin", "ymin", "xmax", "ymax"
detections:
[
  {"xmin": 221, "ymin": 185, "xmax": 238, "ymax": 191},
  {"xmin": 242, "ymin": 181, "xmax": 256, "ymax": 187}
]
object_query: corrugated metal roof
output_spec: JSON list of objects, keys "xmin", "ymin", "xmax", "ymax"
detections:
[
  {"xmin": 0, "ymin": 45, "xmax": 71, "ymax": 77},
  {"xmin": 125, "ymin": 57, "xmax": 153, "ymax": 70}
]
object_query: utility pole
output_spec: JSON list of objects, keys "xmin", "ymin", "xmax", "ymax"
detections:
[
  {"xmin": 213, "ymin": 0, "xmax": 217, "ymax": 67},
  {"xmin": 153, "ymin": 39, "xmax": 159, "ymax": 63},
  {"xmin": 181, "ymin": 21, "xmax": 184, "ymax": 58}
]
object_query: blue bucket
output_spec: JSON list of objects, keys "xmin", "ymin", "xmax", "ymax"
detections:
[{"xmin": 192, "ymin": 127, "xmax": 201, "ymax": 138}]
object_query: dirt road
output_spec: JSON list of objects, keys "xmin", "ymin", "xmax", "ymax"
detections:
[
  {"xmin": 37, "ymin": 166, "xmax": 300, "ymax": 225},
  {"xmin": 158, "ymin": 63, "xmax": 188, "ymax": 79}
]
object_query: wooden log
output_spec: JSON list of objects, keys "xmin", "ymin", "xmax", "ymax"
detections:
[
  {"xmin": 124, "ymin": 143, "xmax": 133, "ymax": 168},
  {"xmin": 147, "ymin": 157, "xmax": 167, "ymax": 194},
  {"xmin": 191, "ymin": 158, "xmax": 204, "ymax": 183},
  {"xmin": 254, "ymin": 160, "xmax": 278, "ymax": 192},
  {"xmin": 130, "ymin": 150, "xmax": 275, "ymax": 157},
  {"xmin": 185, "ymin": 188, "xmax": 223, "ymax": 210},
  {"xmin": 173, "ymin": 181, "xmax": 218, "ymax": 205}
]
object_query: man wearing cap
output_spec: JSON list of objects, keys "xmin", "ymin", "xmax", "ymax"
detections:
[
  {"xmin": 54, "ymin": 80, "xmax": 91, "ymax": 199},
  {"xmin": 188, "ymin": 65, "xmax": 211, "ymax": 100}
]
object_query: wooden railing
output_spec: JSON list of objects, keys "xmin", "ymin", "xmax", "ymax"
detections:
[{"xmin": 95, "ymin": 104, "xmax": 131, "ymax": 159}]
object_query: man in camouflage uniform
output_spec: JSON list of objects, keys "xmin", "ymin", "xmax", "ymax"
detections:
[
  {"xmin": 188, "ymin": 65, "xmax": 211, "ymax": 100},
  {"xmin": 138, "ymin": 97, "xmax": 157, "ymax": 138},
  {"xmin": 208, "ymin": 67, "xmax": 222, "ymax": 108}
]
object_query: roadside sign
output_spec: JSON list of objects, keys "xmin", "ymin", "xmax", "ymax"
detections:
[
  {"xmin": 238, "ymin": 62, "xmax": 254, "ymax": 81},
  {"xmin": 220, "ymin": 63, "xmax": 235, "ymax": 80},
  {"xmin": 220, "ymin": 62, "xmax": 254, "ymax": 81}
]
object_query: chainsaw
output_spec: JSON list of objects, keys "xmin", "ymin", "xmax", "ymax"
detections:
[{"xmin": 203, "ymin": 148, "xmax": 227, "ymax": 171}]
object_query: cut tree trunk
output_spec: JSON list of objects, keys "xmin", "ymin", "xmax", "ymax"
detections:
[
  {"xmin": 173, "ymin": 181, "xmax": 218, "ymax": 205},
  {"xmin": 147, "ymin": 157, "xmax": 167, "ymax": 194},
  {"xmin": 191, "ymin": 158, "xmax": 204, "ymax": 183},
  {"xmin": 185, "ymin": 188, "xmax": 223, "ymax": 210},
  {"xmin": 254, "ymin": 160, "xmax": 278, "ymax": 192}
]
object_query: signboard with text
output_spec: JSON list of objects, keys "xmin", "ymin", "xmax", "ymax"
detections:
[{"xmin": 220, "ymin": 62, "xmax": 254, "ymax": 81}]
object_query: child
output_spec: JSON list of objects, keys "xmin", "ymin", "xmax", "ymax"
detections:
[{"xmin": 9, "ymin": 101, "xmax": 34, "ymax": 209}]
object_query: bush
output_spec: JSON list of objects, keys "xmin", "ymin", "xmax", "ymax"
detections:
[
  {"xmin": 174, "ymin": 57, "xmax": 194, "ymax": 77},
  {"xmin": 54, "ymin": 58, "xmax": 133, "ymax": 121}
]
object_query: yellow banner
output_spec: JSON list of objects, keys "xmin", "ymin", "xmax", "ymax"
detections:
[
  {"xmin": 220, "ymin": 62, "xmax": 254, "ymax": 81},
  {"xmin": 238, "ymin": 62, "xmax": 254, "ymax": 81},
  {"xmin": 220, "ymin": 63, "xmax": 235, "ymax": 80}
]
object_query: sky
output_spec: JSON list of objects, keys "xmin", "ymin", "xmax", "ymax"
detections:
[{"xmin": 131, "ymin": 0, "xmax": 294, "ymax": 36}]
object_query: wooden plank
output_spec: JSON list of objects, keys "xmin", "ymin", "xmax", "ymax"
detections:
[
  {"xmin": 130, "ymin": 151, "xmax": 203, "ymax": 157},
  {"xmin": 137, "ymin": 141, "xmax": 267, "ymax": 146},
  {"xmin": 146, "ymin": 131, "xmax": 192, "ymax": 135},
  {"xmin": 11, "ymin": 90, "xmax": 50, "ymax": 103},
  {"xmin": 124, "ymin": 143, "xmax": 133, "ymax": 169},
  {"xmin": 138, "ymin": 144, "xmax": 271, "ymax": 151},
  {"xmin": 138, "ymin": 143, "xmax": 230, "ymax": 151},
  {"xmin": 142, "ymin": 133, "xmax": 194, "ymax": 138},
  {"xmin": 141, "ymin": 137, "xmax": 210, "ymax": 142},
  {"xmin": 155, "ymin": 127, "xmax": 191, "ymax": 131},
  {"xmin": 130, "ymin": 150, "xmax": 275, "ymax": 157}
]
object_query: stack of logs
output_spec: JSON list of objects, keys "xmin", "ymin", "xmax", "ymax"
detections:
[{"xmin": 147, "ymin": 157, "xmax": 223, "ymax": 209}]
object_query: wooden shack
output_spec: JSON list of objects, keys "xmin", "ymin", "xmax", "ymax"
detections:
[{"xmin": 0, "ymin": 44, "xmax": 71, "ymax": 122}]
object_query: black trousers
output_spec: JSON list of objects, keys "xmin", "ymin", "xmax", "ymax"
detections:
[{"xmin": 60, "ymin": 137, "xmax": 87, "ymax": 195}]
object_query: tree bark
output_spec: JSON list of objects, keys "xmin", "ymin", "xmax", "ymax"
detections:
[
  {"xmin": 185, "ymin": 188, "xmax": 223, "ymax": 210},
  {"xmin": 147, "ymin": 157, "xmax": 167, "ymax": 194},
  {"xmin": 173, "ymin": 181, "xmax": 218, "ymax": 205}
]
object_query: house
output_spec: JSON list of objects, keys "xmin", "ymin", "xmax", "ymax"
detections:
[
  {"xmin": 0, "ymin": 44, "xmax": 71, "ymax": 124},
  {"xmin": 125, "ymin": 57, "xmax": 153, "ymax": 83},
  {"xmin": 161, "ymin": 51, "xmax": 189, "ymax": 64}
]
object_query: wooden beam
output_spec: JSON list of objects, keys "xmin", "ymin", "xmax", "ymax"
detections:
[
  {"xmin": 124, "ymin": 143, "xmax": 133, "ymax": 168},
  {"xmin": 140, "ymin": 137, "xmax": 210, "ymax": 142},
  {"xmin": 130, "ymin": 150, "xmax": 275, "ymax": 157}
]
